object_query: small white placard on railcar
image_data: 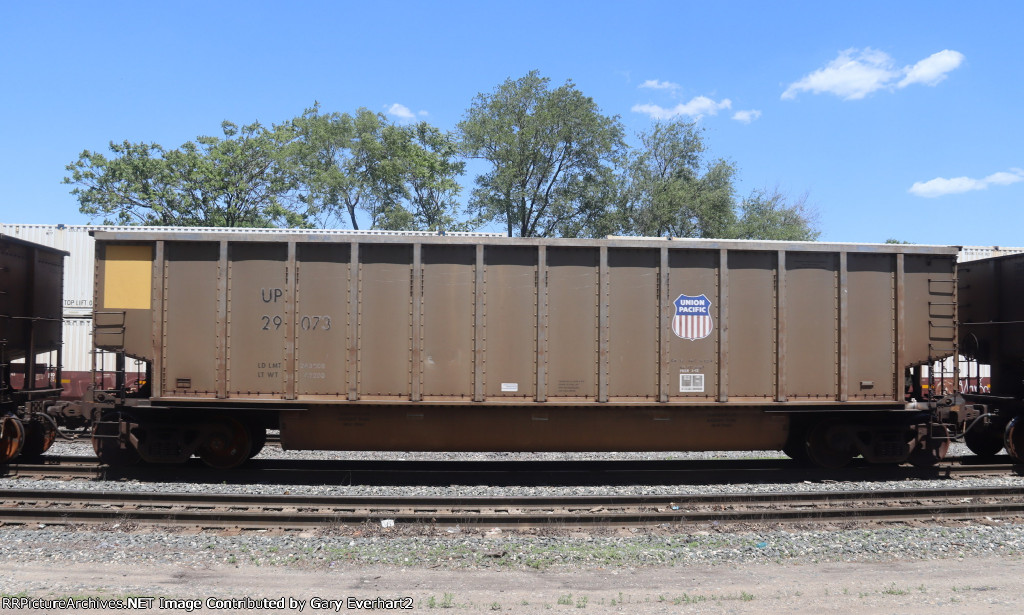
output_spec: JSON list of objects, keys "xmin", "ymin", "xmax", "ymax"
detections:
[
  {"xmin": 679, "ymin": 373, "xmax": 705, "ymax": 393},
  {"xmin": 501, "ymin": 382, "xmax": 519, "ymax": 392}
]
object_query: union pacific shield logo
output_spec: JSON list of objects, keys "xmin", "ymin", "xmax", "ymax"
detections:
[{"xmin": 672, "ymin": 293, "xmax": 713, "ymax": 340}]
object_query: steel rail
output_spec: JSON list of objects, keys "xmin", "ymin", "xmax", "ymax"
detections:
[
  {"xmin": 2, "ymin": 456, "xmax": 1021, "ymax": 483},
  {"xmin": 2, "ymin": 486, "xmax": 1024, "ymax": 529}
]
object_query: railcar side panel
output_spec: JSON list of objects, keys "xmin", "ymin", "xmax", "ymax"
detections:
[
  {"xmin": 162, "ymin": 242, "xmax": 219, "ymax": 397},
  {"xmin": 483, "ymin": 246, "xmax": 537, "ymax": 399},
  {"xmin": 784, "ymin": 252, "xmax": 838, "ymax": 399},
  {"xmin": 295, "ymin": 243, "xmax": 349, "ymax": 398},
  {"xmin": 607, "ymin": 249, "xmax": 659, "ymax": 399},
  {"xmin": 228, "ymin": 243, "xmax": 288, "ymax": 397},
  {"xmin": 421, "ymin": 245, "xmax": 475, "ymax": 399},
  {"xmin": 94, "ymin": 234, "xmax": 960, "ymax": 408},
  {"xmin": 846, "ymin": 253, "xmax": 896, "ymax": 399},
  {"xmin": 90, "ymin": 233, "xmax": 961, "ymax": 454},
  {"xmin": 726, "ymin": 251, "xmax": 776, "ymax": 399},
  {"xmin": 357, "ymin": 244, "xmax": 413, "ymax": 398},
  {"xmin": 546, "ymin": 247, "xmax": 599, "ymax": 400},
  {"xmin": 667, "ymin": 249, "xmax": 720, "ymax": 401}
]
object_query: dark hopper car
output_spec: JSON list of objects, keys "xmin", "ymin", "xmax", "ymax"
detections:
[
  {"xmin": 0, "ymin": 234, "xmax": 65, "ymax": 461},
  {"xmin": 957, "ymin": 252, "xmax": 1024, "ymax": 459}
]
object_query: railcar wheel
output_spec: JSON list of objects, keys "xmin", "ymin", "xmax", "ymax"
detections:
[
  {"xmin": 0, "ymin": 415, "xmax": 26, "ymax": 463},
  {"xmin": 783, "ymin": 422, "xmax": 810, "ymax": 464},
  {"xmin": 783, "ymin": 442, "xmax": 809, "ymax": 464},
  {"xmin": 199, "ymin": 418, "xmax": 251, "ymax": 469},
  {"xmin": 804, "ymin": 420, "xmax": 855, "ymax": 469},
  {"xmin": 908, "ymin": 424, "xmax": 950, "ymax": 468},
  {"xmin": 248, "ymin": 426, "xmax": 267, "ymax": 459},
  {"xmin": 18, "ymin": 417, "xmax": 57, "ymax": 460},
  {"xmin": 1004, "ymin": 417, "xmax": 1024, "ymax": 463},
  {"xmin": 964, "ymin": 422, "xmax": 1004, "ymax": 458},
  {"xmin": 91, "ymin": 411, "xmax": 141, "ymax": 466}
]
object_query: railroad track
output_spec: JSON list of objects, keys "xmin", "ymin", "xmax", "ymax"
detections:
[
  {"xmin": 2, "ymin": 486, "xmax": 1024, "ymax": 529},
  {"xmin": 2, "ymin": 455, "xmax": 1022, "ymax": 486}
]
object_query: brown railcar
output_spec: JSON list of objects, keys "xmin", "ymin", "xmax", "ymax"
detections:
[
  {"xmin": 82, "ymin": 231, "xmax": 969, "ymax": 468},
  {"xmin": 0, "ymin": 234, "xmax": 66, "ymax": 461}
]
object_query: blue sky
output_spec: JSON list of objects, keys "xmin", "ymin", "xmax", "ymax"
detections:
[{"xmin": 1, "ymin": 0, "xmax": 1021, "ymax": 246}]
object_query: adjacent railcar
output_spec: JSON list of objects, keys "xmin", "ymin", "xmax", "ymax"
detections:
[
  {"xmin": 0, "ymin": 234, "xmax": 65, "ymax": 461},
  {"xmin": 82, "ymin": 231, "xmax": 966, "ymax": 468},
  {"xmin": 958, "ymin": 252, "xmax": 1024, "ymax": 457}
]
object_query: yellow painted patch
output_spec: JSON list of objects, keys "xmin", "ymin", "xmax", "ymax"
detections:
[{"xmin": 103, "ymin": 245, "xmax": 153, "ymax": 309}]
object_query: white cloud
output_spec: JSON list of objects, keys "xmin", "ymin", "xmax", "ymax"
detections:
[
  {"xmin": 782, "ymin": 47, "xmax": 965, "ymax": 100},
  {"xmin": 386, "ymin": 103, "xmax": 416, "ymax": 120},
  {"xmin": 908, "ymin": 168, "xmax": 1024, "ymax": 198},
  {"xmin": 898, "ymin": 50, "xmax": 965, "ymax": 88},
  {"xmin": 782, "ymin": 48, "xmax": 898, "ymax": 100},
  {"xmin": 732, "ymin": 109, "xmax": 762, "ymax": 124},
  {"xmin": 639, "ymin": 79, "xmax": 681, "ymax": 91},
  {"xmin": 987, "ymin": 170, "xmax": 1024, "ymax": 185},
  {"xmin": 908, "ymin": 176, "xmax": 983, "ymax": 198},
  {"xmin": 632, "ymin": 96, "xmax": 732, "ymax": 120}
]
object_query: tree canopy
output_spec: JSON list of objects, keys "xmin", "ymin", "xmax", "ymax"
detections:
[
  {"xmin": 732, "ymin": 187, "xmax": 820, "ymax": 241},
  {"xmin": 65, "ymin": 121, "xmax": 301, "ymax": 227},
  {"xmin": 458, "ymin": 70, "xmax": 625, "ymax": 237},
  {"xmin": 282, "ymin": 105, "xmax": 462, "ymax": 231},
  {"xmin": 65, "ymin": 72, "xmax": 820, "ymax": 241},
  {"xmin": 616, "ymin": 119, "xmax": 737, "ymax": 239}
]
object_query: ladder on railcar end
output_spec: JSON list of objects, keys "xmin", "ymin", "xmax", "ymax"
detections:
[
  {"xmin": 92, "ymin": 310, "xmax": 127, "ymax": 400},
  {"xmin": 926, "ymin": 276, "xmax": 958, "ymax": 400},
  {"xmin": 0, "ymin": 337, "xmax": 10, "ymax": 409},
  {"xmin": 92, "ymin": 349, "xmax": 130, "ymax": 401},
  {"xmin": 922, "ymin": 274, "xmax": 962, "ymax": 462},
  {"xmin": 91, "ymin": 310, "xmax": 148, "ymax": 400}
]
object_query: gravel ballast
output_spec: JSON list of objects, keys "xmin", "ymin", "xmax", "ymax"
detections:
[
  {"xmin": 4, "ymin": 442, "xmax": 1024, "ymax": 613},
  {"xmin": 3, "ymin": 442, "xmax": 1024, "ymax": 569},
  {"xmin": 1, "ymin": 523, "xmax": 1024, "ymax": 570}
]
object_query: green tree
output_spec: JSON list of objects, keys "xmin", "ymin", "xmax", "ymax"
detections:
[
  {"xmin": 614, "ymin": 120, "xmax": 819, "ymax": 241},
  {"xmin": 458, "ymin": 71, "xmax": 625, "ymax": 237},
  {"xmin": 396, "ymin": 122, "xmax": 468, "ymax": 231},
  {"xmin": 64, "ymin": 121, "xmax": 303, "ymax": 227},
  {"xmin": 616, "ymin": 119, "xmax": 737, "ymax": 238},
  {"xmin": 731, "ymin": 187, "xmax": 820, "ymax": 241},
  {"xmin": 283, "ymin": 105, "xmax": 400, "ymax": 230},
  {"xmin": 284, "ymin": 106, "xmax": 466, "ymax": 232}
]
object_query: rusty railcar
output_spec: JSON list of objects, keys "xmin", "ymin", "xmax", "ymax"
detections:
[
  {"xmin": 0, "ymin": 234, "xmax": 65, "ymax": 461},
  {"xmin": 84, "ymin": 231, "xmax": 966, "ymax": 468},
  {"xmin": 958, "ymin": 252, "xmax": 1024, "ymax": 458}
]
